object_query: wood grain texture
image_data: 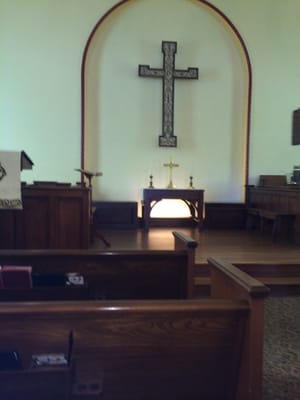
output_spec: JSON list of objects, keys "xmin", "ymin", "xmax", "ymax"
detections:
[
  {"xmin": 0, "ymin": 184, "xmax": 90, "ymax": 249},
  {"xmin": 0, "ymin": 299, "xmax": 248, "ymax": 400}
]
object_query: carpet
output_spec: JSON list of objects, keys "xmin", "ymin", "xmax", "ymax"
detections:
[{"xmin": 263, "ymin": 296, "xmax": 300, "ymax": 400}]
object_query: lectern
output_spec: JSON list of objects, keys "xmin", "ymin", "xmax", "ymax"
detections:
[{"xmin": 0, "ymin": 152, "xmax": 90, "ymax": 249}]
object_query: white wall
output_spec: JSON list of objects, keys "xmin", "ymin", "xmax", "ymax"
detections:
[
  {"xmin": 1, "ymin": 0, "xmax": 300, "ymax": 209},
  {"xmin": 84, "ymin": 0, "xmax": 246, "ymax": 205}
]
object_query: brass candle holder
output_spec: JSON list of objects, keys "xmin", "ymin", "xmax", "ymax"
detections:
[
  {"xmin": 149, "ymin": 175, "xmax": 154, "ymax": 188},
  {"xmin": 189, "ymin": 176, "xmax": 195, "ymax": 189}
]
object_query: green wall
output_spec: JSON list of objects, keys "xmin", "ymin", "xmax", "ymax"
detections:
[{"xmin": 1, "ymin": 0, "xmax": 299, "ymax": 207}]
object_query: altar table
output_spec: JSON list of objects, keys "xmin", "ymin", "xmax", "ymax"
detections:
[{"xmin": 142, "ymin": 188, "xmax": 204, "ymax": 231}]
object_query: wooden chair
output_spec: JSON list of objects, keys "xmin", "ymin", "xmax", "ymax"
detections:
[
  {"xmin": 259, "ymin": 209, "xmax": 296, "ymax": 242},
  {"xmin": 258, "ymin": 175, "xmax": 287, "ymax": 186}
]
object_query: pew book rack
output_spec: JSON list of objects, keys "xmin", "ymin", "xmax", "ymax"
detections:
[
  {"xmin": 0, "ymin": 331, "xmax": 74, "ymax": 400},
  {"xmin": 0, "ymin": 231, "xmax": 197, "ymax": 300},
  {"xmin": 0, "ymin": 366, "xmax": 72, "ymax": 400}
]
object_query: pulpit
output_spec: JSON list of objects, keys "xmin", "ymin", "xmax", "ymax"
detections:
[
  {"xmin": 0, "ymin": 182, "xmax": 90, "ymax": 249},
  {"xmin": 0, "ymin": 152, "xmax": 90, "ymax": 249}
]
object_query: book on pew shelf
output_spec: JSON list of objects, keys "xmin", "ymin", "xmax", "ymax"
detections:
[
  {"xmin": 31, "ymin": 353, "xmax": 68, "ymax": 368},
  {"xmin": 32, "ymin": 272, "xmax": 66, "ymax": 287},
  {"xmin": 0, "ymin": 266, "xmax": 3, "ymax": 288},
  {"xmin": 0, "ymin": 350, "xmax": 23, "ymax": 371},
  {"xmin": 66, "ymin": 272, "xmax": 85, "ymax": 286},
  {"xmin": 1, "ymin": 266, "xmax": 32, "ymax": 289},
  {"xmin": 31, "ymin": 331, "xmax": 73, "ymax": 368}
]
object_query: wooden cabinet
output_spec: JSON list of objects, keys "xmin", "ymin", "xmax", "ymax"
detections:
[{"xmin": 0, "ymin": 184, "xmax": 90, "ymax": 249}]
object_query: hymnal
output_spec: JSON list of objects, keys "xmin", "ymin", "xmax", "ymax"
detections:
[
  {"xmin": 31, "ymin": 353, "xmax": 68, "ymax": 368},
  {"xmin": 0, "ymin": 350, "xmax": 23, "ymax": 371},
  {"xmin": 1, "ymin": 266, "xmax": 32, "ymax": 289}
]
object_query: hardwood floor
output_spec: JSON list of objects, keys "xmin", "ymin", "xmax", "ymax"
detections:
[
  {"xmin": 92, "ymin": 227, "xmax": 300, "ymax": 265},
  {"xmin": 92, "ymin": 227, "xmax": 300, "ymax": 295}
]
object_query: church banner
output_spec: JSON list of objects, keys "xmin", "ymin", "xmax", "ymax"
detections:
[{"xmin": 0, "ymin": 151, "xmax": 22, "ymax": 209}]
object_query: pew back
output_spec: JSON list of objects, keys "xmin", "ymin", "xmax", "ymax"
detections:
[
  {"xmin": 0, "ymin": 256, "xmax": 269, "ymax": 400},
  {"xmin": 208, "ymin": 257, "xmax": 270, "ymax": 400},
  {"xmin": 0, "ymin": 299, "xmax": 248, "ymax": 400}
]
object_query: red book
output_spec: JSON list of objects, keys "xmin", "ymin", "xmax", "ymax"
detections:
[
  {"xmin": 0, "ymin": 267, "xmax": 3, "ymax": 289},
  {"xmin": 2, "ymin": 266, "xmax": 32, "ymax": 289}
]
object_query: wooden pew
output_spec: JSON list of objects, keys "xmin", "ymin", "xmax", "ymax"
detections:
[
  {"xmin": 0, "ymin": 231, "xmax": 197, "ymax": 300},
  {"xmin": 0, "ymin": 257, "xmax": 269, "ymax": 400},
  {"xmin": 208, "ymin": 257, "xmax": 270, "ymax": 400}
]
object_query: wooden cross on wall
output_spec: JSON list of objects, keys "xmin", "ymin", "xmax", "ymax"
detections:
[{"xmin": 139, "ymin": 41, "xmax": 198, "ymax": 147}]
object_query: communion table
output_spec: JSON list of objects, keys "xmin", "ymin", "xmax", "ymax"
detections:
[{"xmin": 142, "ymin": 188, "xmax": 204, "ymax": 231}]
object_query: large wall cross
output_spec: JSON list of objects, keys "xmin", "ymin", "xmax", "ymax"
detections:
[{"xmin": 138, "ymin": 41, "xmax": 198, "ymax": 147}]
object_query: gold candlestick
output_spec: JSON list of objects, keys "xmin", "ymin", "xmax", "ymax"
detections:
[
  {"xmin": 189, "ymin": 176, "xmax": 195, "ymax": 189},
  {"xmin": 149, "ymin": 175, "xmax": 154, "ymax": 188}
]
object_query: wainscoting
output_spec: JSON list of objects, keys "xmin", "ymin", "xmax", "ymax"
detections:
[
  {"xmin": 93, "ymin": 201, "xmax": 138, "ymax": 230},
  {"xmin": 204, "ymin": 202, "xmax": 246, "ymax": 229}
]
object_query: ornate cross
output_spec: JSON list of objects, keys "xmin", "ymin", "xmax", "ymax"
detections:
[
  {"xmin": 163, "ymin": 158, "xmax": 179, "ymax": 188},
  {"xmin": 139, "ymin": 41, "xmax": 198, "ymax": 147}
]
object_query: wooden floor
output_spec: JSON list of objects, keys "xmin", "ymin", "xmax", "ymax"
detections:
[
  {"xmin": 92, "ymin": 227, "xmax": 300, "ymax": 265},
  {"xmin": 92, "ymin": 227, "xmax": 300, "ymax": 295}
]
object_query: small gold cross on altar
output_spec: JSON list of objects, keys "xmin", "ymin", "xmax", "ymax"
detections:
[{"xmin": 163, "ymin": 158, "xmax": 179, "ymax": 188}]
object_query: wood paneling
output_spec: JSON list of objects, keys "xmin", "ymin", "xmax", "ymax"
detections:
[
  {"xmin": 205, "ymin": 202, "xmax": 245, "ymax": 229},
  {"xmin": 93, "ymin": 201, "xmax": 138, "ymax": 229}
]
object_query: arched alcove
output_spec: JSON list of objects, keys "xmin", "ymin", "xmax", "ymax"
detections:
[{"xmin": 81, "ymin": 0, "xmax": 252, "ymax": 207}]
